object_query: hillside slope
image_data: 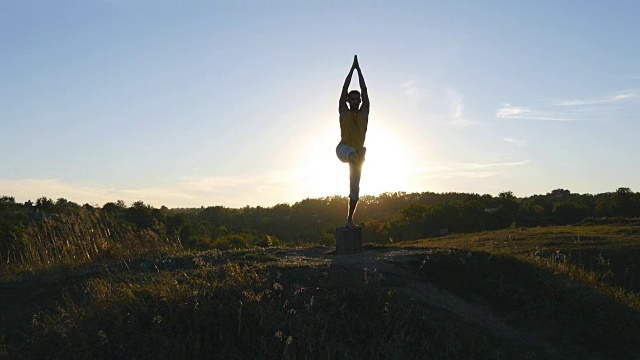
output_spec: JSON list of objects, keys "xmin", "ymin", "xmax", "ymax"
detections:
[{"xmin": 2, "ymin": 225, "xmax": 640, "ymax": 359}]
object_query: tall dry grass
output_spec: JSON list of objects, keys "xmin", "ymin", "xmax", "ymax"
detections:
[{"xmin": 0, "ymin": 208, "xmax": 182, "ymax": 273}]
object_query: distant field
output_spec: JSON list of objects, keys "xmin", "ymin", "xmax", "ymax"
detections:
[
  {"xmin": 2, "ymin": 224, "xmax": 640, "ymax": 359},
  {"xmin": 406, "ymin": 224, "xmax": 640, "ymax": 295}
]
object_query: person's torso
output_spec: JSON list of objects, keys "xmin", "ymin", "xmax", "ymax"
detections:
[{"xmin": 340, "ymin": 111, "xmax": 368, "ymax": 151}]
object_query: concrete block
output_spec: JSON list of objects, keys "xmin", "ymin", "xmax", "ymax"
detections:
[{"xmin": 335, "ymin": 226, "xmax": 363, "ymax": 254}]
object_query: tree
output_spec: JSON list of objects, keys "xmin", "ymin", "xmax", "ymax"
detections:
[
  {"xmin": 54, "ymin": 198, "xmax": 80, "ymax": 214},
  {"xmin": 612, "ymin": 187, "xmax": 636, "ymax": 217},
  {"xmin": 35, "ymin": 197, "xmax": 55, "ymax": 214},
  {"xmin": 496, "ymin": 191, "xmax": 519, "ymax": 227},
  {"xmin": 102, "ymin": 200, "xmax": 126, "ymax": 216},
  {"xmin": 552, "ymin": 202, "xmax": 581, "ymax": 224},
  {"xmin": 125, "ymin": 201, "xmax": 154, "ymax": 229}
]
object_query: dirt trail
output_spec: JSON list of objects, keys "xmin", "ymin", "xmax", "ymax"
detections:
[
  {"xmin": 270, "ymin": 246, "xmax": 560, "ymax": 356},
  {"xmin": 1, "ymin": 246, "xmax": 559, "ymax": 355}
]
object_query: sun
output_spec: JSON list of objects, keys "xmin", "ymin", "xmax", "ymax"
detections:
[
  {"xmin": 358, "ymin": 124, "xmax": 412, "ymax": 195},
  {"xmin": 292, "ymin": 119, "xmax": 414, "ymax": 200}
]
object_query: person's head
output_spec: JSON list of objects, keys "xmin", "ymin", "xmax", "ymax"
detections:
[{"xmin": 347, "ymin": 90, "xmax": 361, "ymax": 110}]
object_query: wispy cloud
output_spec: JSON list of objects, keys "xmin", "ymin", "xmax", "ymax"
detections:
[
  {"xmin": 0, "ymin": 170, "xmax": 307, "ymax": 208},
  {"xmin": 498, "ymin": 89, "xmax": 640, "ymax": 122},
  {"xmin": 502, "ymin": 137, "xmax": 526, "ymax": 147},
  {"xmin": 179, "ymin": 174, "xmax": 271, "ymax": 193},
  {"xmin": 0, "ymin": 179, "xmax": 116, "ymax": 205},
  {"xmin": 496, "ymin": 104, "xmax": 574, "ymax": 121},
  {"xmin": 416, "ymin": 160, "xmax": 530, "ymax": 179},
  {"xmin": 446, "ymin": 88, "xmax": 475, "ymax": 127},
  {"xmin": 556, "ymin": 90, "xmax": 639, "ymax": 106},
  {"xmin": 399, "ymin": 82, "xmax": 475, "ymax": 128},
  {"xmin": 0, "ymin": 178, "xmax": 202, "ymax": 208},
  {"xmin": 496, "ymin": 104, "xmax": 529, "ymax": 118},
  {"xmin": 401, "ymin": 80, "xmax": 422, "ymax": 100},
  {"xmin": 450, "ymin": 160, "xmax": 531, "ymax": 170},
  {"xmin": 178, "ymin": 170, "xmax": 303, "ymax": 206}
]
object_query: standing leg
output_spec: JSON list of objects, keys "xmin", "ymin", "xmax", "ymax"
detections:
[
  {"xmin": 347, "ymin": 198, "xmax": 358, "ymax": 227},
  {"xmin": 347, "ymin": 149, "xmax": 364, "ymax": 227}
]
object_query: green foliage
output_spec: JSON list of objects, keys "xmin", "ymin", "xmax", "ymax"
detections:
[
  {"xmin": 6, "ymin": 189, "xmax": 640, "ymax": 358},
  {"xmin": 125, "ymin": 200, "xmax": 155, "ymax": 229},
  {"xmin": 211, "ymin": 233, "xmax": 254, "ymax": 250},
  {"xmin": 35, "ymin": 196, "xmax": 55, "ymax": 214},
  {"xmin": 4, "ymin": 187, "xmax": 640, "ymax": 269},
  {"xmin": 102, "ymin": 200, "xmax": 126, "ymax": 217}
]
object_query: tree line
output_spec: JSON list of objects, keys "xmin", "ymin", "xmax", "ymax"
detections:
[{"xmin": 1, "ymin": 188, "xmax": 639, "ymax": 257}]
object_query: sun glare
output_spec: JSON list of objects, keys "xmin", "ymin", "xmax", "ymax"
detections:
[
  {"xmin": 359, "ymin": 124, "xmax": 412, "ymax": 195},
  {"xmin": 293, "ymin": 118, "xmax": 414, "ymax": 200}
]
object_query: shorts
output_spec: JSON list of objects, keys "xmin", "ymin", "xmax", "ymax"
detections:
[
  {"xmin": 338, "ymin": 143, "xmax": 366, "ymax": 163},
  {"xmin": 335, "ymin": 143, "xmax": 366, "ymax": 201},
  {"xmin": 336, "ymin": 143, "xmax": 355, "ymax": 163}
]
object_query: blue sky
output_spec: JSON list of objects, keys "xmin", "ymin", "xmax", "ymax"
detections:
[{"xmin": 2, "ymin": 1, "xmax": 640, "ymax": 208}]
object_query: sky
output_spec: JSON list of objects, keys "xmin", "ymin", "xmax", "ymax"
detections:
[{"xmin": 2, "ymin": 1, "xmax": 640, "ymax": 208}]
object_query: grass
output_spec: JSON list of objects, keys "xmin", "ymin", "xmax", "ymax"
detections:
[
  {"xmin": 2, "ymin": 253, "xmax": 545, "ymax": 359},
  {"xmin": 405, "ymin": 225, "xmax": 640, "ymax": 297},
  {"xmin": 0, "ymin": 208, "xmax": 182, "ymax": 275},
  {"xmin": 2, "ymin": 223, "xmax": 640, "ymax": 359},
  {"xmin": 409, "ymin": 249, "xmax": 640, "ymax": 358}
]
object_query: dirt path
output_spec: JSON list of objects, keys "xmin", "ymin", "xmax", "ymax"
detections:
[
  {"xmin": 269, "ymin": 246, "xmax": 560, "ymax": 356},
  {"xmin": 1, "ymin": 246, "xmax": 559, "ymax": 356}
]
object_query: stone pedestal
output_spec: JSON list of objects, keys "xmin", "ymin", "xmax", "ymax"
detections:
[{"xmin": 335, "ymin": 226, "xmax": 363, "ymax": 254}]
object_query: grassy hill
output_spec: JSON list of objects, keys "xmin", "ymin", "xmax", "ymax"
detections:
[{"xmin": 2, "ymin": 224, "xmax": 640, "ymax": 359}]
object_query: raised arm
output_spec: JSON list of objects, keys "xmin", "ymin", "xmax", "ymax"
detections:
[
  {"xmin": 339, "ymin": 57, "xmax": 357, "ymax": 115},
  {"xmin": 354, "ymin": 56, "xmax": 369, "ymax": 116}
]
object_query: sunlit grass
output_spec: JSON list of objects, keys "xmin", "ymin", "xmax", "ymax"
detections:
[
  {"xmin": 0, "ymin": 208, "xmax": 182, "ymax": 274},
  {"xmin": 404, "ymin": 225, "xmax": 640, "ymax": 309},
  {"xmin": 8, "ymin": 257, "xmax": 535, "ymax": 359},
  {"xmin": 3, "ymin": 224, "xmax": 640, "ymax": 359}
]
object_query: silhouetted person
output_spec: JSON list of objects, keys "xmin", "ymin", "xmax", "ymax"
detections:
[{"xmin": 336, "ymin": 55, "xmax": 369, "ymax": 228}]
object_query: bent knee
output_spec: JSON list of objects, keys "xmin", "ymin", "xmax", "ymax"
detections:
[{"xmin": 336, "ymin": 144, "xmax": 356, "ymax": 163}]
